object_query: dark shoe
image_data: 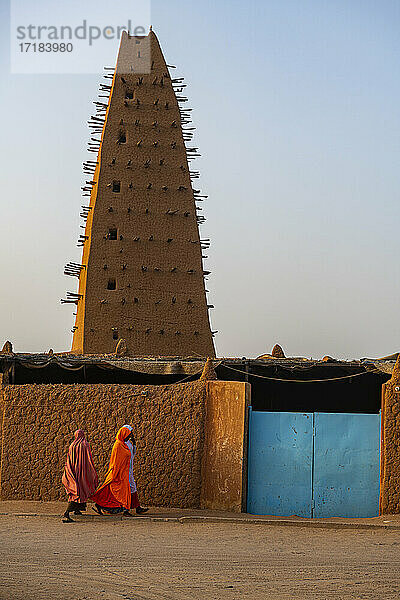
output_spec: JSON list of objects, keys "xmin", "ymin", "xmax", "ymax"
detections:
[
  {"xmin": 136, "ymin": 507, "xmax": 149, "ymax": 515},
  {"xmin": 123, "ymin": 510, "xmax": 134, "ymax": 517},
  {"xmin": 62, "ymin": 515, "xmax": 74, "ymax": 523},
  {"xmin": 73, "ymin": 510, "xmax": 83, "ymax": 515}
]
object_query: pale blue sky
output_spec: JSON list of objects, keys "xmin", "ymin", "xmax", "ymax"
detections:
[{"xmin": 0, "ymin": 0, "xmax": 399, "ymax": 359}]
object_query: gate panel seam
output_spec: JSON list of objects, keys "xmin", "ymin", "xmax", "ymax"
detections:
[{"xmin": 311, "ymin": 413, "xmax": 315, "ymax": 518}]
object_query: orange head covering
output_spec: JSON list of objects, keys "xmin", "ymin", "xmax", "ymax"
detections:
[
  {"xmin": 116, "ymin": 426, "xmax": 132, "ymax": 445},
  {"xmin": 91, "ymin": 426, "xmax": 132, "ymax": 509}
]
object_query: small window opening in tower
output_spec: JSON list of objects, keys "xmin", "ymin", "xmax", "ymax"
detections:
[
  {"xmin": 125, "ymin": 90, "xmax": 133, "ymax": 99},
  {"xmin": 117, "ymin": 131, "xmax": 126, "ymax": 144},
  {"xmin": 112, "ymin": 329, "xmax": 119, "ymax": 340},
  {"xmin": 108, "ymin": 228, "xmax": 118, "ymax": 240},
  {"xmin": 107, "ymin": 278, "xmax": 116, "ymax": 290},
  {"xmin": 112, "ymin": 180, "xmax": 121, "ymax": 193}
]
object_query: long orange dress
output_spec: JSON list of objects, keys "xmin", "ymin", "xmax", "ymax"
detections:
[{"xmin": 90, "ymin": 426, "xmax": 132, "ymax": 510}]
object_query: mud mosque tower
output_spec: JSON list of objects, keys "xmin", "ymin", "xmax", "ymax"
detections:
[{"xmin": 63, "ymin": 30, "xmax": 216, "ymax": 357}]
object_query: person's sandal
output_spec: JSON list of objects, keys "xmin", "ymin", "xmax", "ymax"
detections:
[
  {"xmin": 136, "ymin": 507, "xmax": 149, "ymax": 515},
  {"xmin": 62, "ymin": 514, "xmax": 74, "ymax": 523}
]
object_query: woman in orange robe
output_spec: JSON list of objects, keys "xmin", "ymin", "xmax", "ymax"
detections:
[{"xmin": 91, "ymin": 425, "xmax": 133, "ymax": 516}]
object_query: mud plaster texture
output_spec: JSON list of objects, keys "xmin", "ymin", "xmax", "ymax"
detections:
[
  {"xmin": 0, "ymin": 381, "xmax": 207, "ymax": 507},
  {"xmin": 201, "ymin": 382, "xmax": 250, "ymax": 512},
  {"xmin": 380, "ymin": 357, "xmax": 400, "ymax": 514},
  {"xmin": 71, "ymin": 30, "xmax": 215, "ymax": 357},
  {"xmin": 271, "ymin": 344, "xmax": 285, "ymax": 358}
]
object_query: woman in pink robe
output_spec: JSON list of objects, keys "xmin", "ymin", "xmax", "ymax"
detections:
[{"xmin": 62, "ymin": 429, "xmax": 98, "ymax": 522}]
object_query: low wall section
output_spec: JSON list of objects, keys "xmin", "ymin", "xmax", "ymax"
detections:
[
  {"xmin": 0, "ymin": 380, "xmax": 249, "ymax": 511},
  {"xmin": 0, "ymin": 382, "xmax": 206, "ymax": 508},
  {"xmin": 380, "ymin": 358, "xmax": 400, "ymax": 514}
]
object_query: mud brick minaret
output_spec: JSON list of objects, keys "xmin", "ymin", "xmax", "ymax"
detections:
[{"xmin": 65, "ymin": 30, "xmax": 215, "ymax": 357}]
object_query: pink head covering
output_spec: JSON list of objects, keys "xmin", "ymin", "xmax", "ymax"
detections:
[{"xmin": 62, "ymin": 430, "xmax": 98, "ymax": 503}]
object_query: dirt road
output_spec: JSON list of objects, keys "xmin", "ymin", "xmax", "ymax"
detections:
[{"xmin": 1, "ymin": 515, "xmax": 400, "ymax": 599}]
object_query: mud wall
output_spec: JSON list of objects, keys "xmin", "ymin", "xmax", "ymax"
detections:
[
  {"xmin": 380, "ymin": 357, "xmax": 400, "ymax": 514},
  {"xmin": 71, "ymin": 30, "xmax": 215, "ymax": 357},
  {"xmin": 0, "ymin": 381, "xmax": 207, "ymax": 507},
  {"xmin": 201, "ymin": 381, "xmax": 250, "ymax": 512}
]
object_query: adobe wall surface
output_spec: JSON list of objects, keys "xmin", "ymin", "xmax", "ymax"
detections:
[
  {"xmin": 201, "ymin": 381, "xmax": 250, "ymax": 512},
  {"xmin": 380, "ymin": 357, "xmax": 400, "ymax": 514},
  {"xmin": 0, "ymin": 381, "xmax": 207, "ymax": 508}
]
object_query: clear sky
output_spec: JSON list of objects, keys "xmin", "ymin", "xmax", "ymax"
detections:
[{"xmin": 0, "ymin": 0, "xmax": 399, "ymax": 359}]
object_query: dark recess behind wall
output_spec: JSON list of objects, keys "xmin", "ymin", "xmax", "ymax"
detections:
[
  {"xmin": 216, "ymin": 364, "xmax": 389, "ymax": 414},
  {"xmin": 13, "ymin": 363, "xmax": 190, "ymax": 386},
  {"xmin": 8, "ymin": 360, "xmax": 390, "ymax": 414}
]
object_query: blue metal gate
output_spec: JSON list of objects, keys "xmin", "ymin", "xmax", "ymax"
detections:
[
  {"xmin": 247, "ymin": 411, "xmax": 313, "ymax": 517},
  {"xmin": 247, "ymin": 410, "xmax": 380, "ymax": 518},
  {"xmin": 313, "ymin": 413, "xmax": 381, "ymax": 518}
]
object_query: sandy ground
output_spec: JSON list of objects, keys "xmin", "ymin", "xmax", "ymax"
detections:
[{"xmin": 1, "ymin": 509, "xmax": 400, "ymax": 600}]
